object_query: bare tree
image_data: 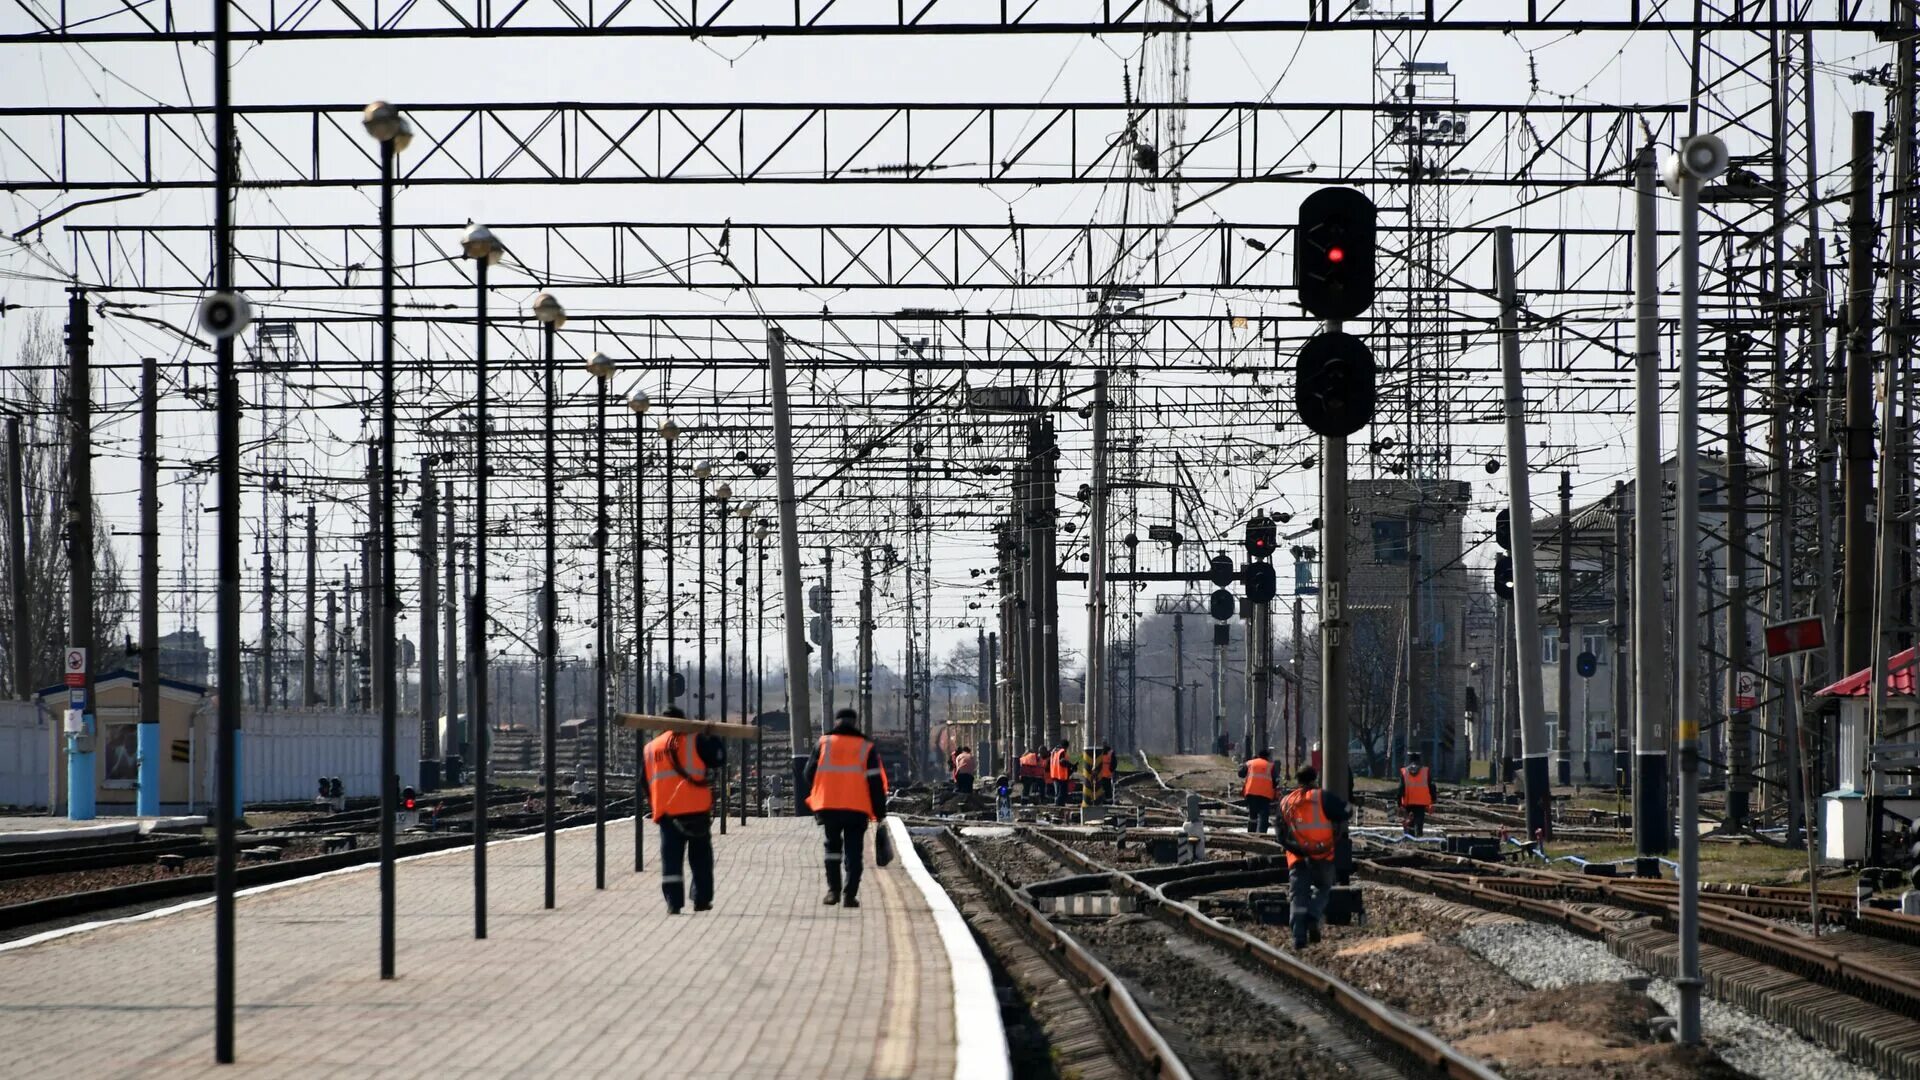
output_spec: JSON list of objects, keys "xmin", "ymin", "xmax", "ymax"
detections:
[
  {"xmin": 0, "ymin": 315, "xmax": 131, "ymax": 695},
  {"xmin": 1346, "ymin": 607, "xmax": 1402, "ymax": 779}
]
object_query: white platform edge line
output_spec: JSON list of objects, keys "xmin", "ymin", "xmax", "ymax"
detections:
[
  {"xmin": 888, "ymin": 817, "xmax": 1011, "ymax": 1080},
  {"xmin": 0, "ymin": 820, "xmax": 603, "ymax": 954}
]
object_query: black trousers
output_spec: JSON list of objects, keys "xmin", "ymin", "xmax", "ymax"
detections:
[
  {"xmin": 1404, "ymin": 805, "xmax": 1427, "ymax": 836},
  {"xmin": 1020, "ymin": 777, "xmax": 1040, "ymax": 800},
  {"xmin": 955, "ymin": 774, "xmax": 975, "ymax": 794},
  {"xmin": 1246, "ymin": 795, "xmax": 1273, "ymax": 834},
  {"xmin": 817, "ymin": 809, "xmax": 870, "ymax": 899},
  {"xmin": 657, "ymin": 814, "xmax": 714, "ymax": 910},
  {"xmin": 1052, "ymin": 779, "xmax": 1070, "ymax": 805}
]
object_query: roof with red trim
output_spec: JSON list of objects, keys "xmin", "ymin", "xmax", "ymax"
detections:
[{"xmin": 1814, "ymin": 646, "xmax": 1918, "ymax": 697}]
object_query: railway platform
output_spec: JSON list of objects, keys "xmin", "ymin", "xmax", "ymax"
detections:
[
  {"xmin": 0, "ymin": 813, "xmax": 206, "ymax": 845},
  {"xmin": 0, "ymin": 815, "xmax": 1005, "ymax": 1079}
]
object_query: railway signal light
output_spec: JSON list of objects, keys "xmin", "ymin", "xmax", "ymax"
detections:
[
  {"xmin": 401, "ymin": 786, "xmax": 417, "ymax": 812},
  {"xmin": 1244, "ymin": 515, "xmax": 1277, "ymax": 560},
  {"xmin": 1208, "ymin": 553, "xmax": 1236, "ymax": 588},
  {"xmin": 1493, "ymin": 554, "xmax": 1515, "ymax": 602},
  {"xmin": 1296, "ymin": 187, "xmax": 1376, "ymax": 321},
  {"xmin": 1209, "ymin": 588, "xmax": 1235, "ymax": 622},
  {"xmin": 1294, "ymin": 331, "xmax": 1378, "ymax": 438},
  {"xmin": 1495, "ymin": 508, "xmax": 1512, "ymax": 550},
  {"xmin": 1243, "ymin": 562, "xmax": 1277, "ymax": 605}
]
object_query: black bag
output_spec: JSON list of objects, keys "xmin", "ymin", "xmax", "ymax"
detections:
[{"xmin": 873, "ymin": 821, "xmax": 894, "ymax": 867}]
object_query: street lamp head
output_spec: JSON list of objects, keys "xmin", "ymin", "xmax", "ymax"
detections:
[
  {"xmin": 461, "ymin": 223, "xmax": 504, "ymax": 265},
  {"xmin": 627, "ymin": 391, "xmax": 651, "ymax": 415},
  {"xmin": 693, "ymin": 459, "xmax": 714, "ymax": 480},
  {"xmin": 361, "ymin": 100, "xmax": 402, "ymax": 142},
  {"xmin": 531, "ymin": 292, "xmax": 566, "ymax": 326},
  {"xmin": 658, "ymin": 419, "xmax": 680, "ymax": 442},
  {"xmin": 755, "ymin": 524, "xmax": 770, "ymax": 541},
  {"xmin": 714, "ymin": 481, "xmax": 732, "ymax": 501},
  {"xmin": 736, "ymin": 502, "xmax": 754, "ymax": 520},
  {"xmin": 585, "ymin": 351, "xmax": 616, "ymax": 379}
]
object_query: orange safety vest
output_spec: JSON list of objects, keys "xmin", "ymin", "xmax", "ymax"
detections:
[
  {"xmin": 1048, "ymin": 749, "xmax": 1070, "ymax": 782},
  {"xmin": 1400, "ymin": 766, "xmax": 1433, "ymax": 808},
  {"xmin": 1097, "ymin": 752, "xmax": 1115, "ymax": 780},
  {"xmin": 1279, "ymin": 787, "xmax": 1336, "ymax": 867},
  {"xmin": 1242, "ymin": 758, "xmax": 1276, "ymax": 800},
  {"xmin": 807, "ymin": 733, "xmax": 879, "ymax": 819},
  {"xmin": 645, "ymin": 732, "xmax": 712, "ymax": 822},
  {"xmin": 1019, "ymin": 752, "xmax": 1042, "ymax": 778}
]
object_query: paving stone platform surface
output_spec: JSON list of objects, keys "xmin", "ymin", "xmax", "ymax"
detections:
[{"xmin": 0, "ymin": 815, "xmax": 965, "ymax": 1078}]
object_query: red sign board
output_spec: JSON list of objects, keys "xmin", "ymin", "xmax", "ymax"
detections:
[
  {"xmin": 63, "ymin": 647, "xmax": 86, "ymax": 687},
  {"xmin": 1763, "ymin": 617, "xmax": 1826, "ymax": 660}
]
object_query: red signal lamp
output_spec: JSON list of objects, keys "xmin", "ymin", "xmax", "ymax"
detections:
[{"xmin": 1327, "ymin": 246, "xmax": 1346, "ymax": 263}]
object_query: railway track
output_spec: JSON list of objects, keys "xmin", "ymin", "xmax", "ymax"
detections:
[
  {"xmin": 1366, "ymin": 853, "xmax": 1920, "ymax": 1078},
  {"xmin": 936, "ymin": 819, "xmax": 1502, "ymax": 1079}
]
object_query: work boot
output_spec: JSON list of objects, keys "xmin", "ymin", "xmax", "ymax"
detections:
[
  {"xmin": 1309, "ymin": 922, "xmax": 1323, "ymax": 945},
  {"xmin": 694, "ymin": 900, "xmax": 712, "ymax": 912},
  {"xmin": 822, "ymin": 890, "xmax": 841, "ymax": 906},
  {"xmin": 842, "ymin": 895, "xmax": 861, "ymax": 909},
  {"xmin": 667, "ymin": 906, "xmax": 683, "ymax": 915}
]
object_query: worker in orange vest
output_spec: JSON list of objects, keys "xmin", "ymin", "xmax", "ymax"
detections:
[
  {"xmin": 952, "ymin": 745, "xmax": 977, "ymax": 795},
  {"xmin": 1238, "ymin": 746, "xmax": 1277, "ymax": 833},
  {"xmin": 1396, "ymin": 750, "xmax": 1437, "ymax": 836},
  {"xmin": 804, "ymin": 708, "xmax": 888, "ymax": 908},
  {"xmin": 1017, "ymin": 749, "xmax": 1044, "ymax": 802},
  {"xmin": 1276, "ymin": 765, "xmax": 1350, "ymax": 949},
  {"xmin": 1093, "ymin": 744, "xmax": 1116, "ymax": 803},
  {"xmin": 1048, "ymin": 740, "xmax": 1072, "ymax": 806},
  {"xmin": 642, "ymin": 706, "xmax": 726, "ymax": 915}
]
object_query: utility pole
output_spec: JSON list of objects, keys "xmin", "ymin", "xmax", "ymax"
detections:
[
  {"xmin": 1725, "ymin": 355, "xmax": 1754, "ymax": 830},
  {"xmin": 137, "ymin": 354, "xmax": 161, "ymax": 817},
  {"xmin": 1038, "ymin": 417, "xmax": 1062, "ymax": 748},
  {"xmin": 821, "ymin": 545, "xmax": 835, "ymax": 722},
  {"xmin": 442, "ymin": 483, "xmax": 457, "ymax": 763},
  {"xmin": 1292, "ymin": 597, "xmax": 1304, "ymax": 770},
  {"xmin": 326, "ymin": 589, "xmax": 338, "ymax": 706},
  {"xmin": 304, "ymin": 507, "xmax": 317, "ymax": 706},
  {"xmin": 1611, "ymin": 483, "xmax": 1629, "ymax": 792},
  {"xmin": 65, "ymin": 288, "xmax": 96, "ymax": 821},
  {"xmin": 1494, "ymin": 227, "xmax": 1552, "ymax": 841},
  {"xmin": 1405, "ymin": 507, "xmax": 1420, "ymax": 772},
  {"xmin": 5, "ymin": 417, "xmax": 28, "ymax": 700},
  {"xmin": 1086, "ymin": 369, "xmax": 1109, "ymax": 747},
  {"xmin": 1320, "ymin": 324, "xmax": 1352, "ymax": 801},
  {"xmin": 859, "ymin": 548, "xmax": 875, "ymax": 730},
  {"xmin": 986, "ymin": 630, "xmax": 999, "ymax": 768},
  {"xmin": 1172, "ymin": 611, "xmax": 1186, "ymax": 753},
  {"xmin": 1842, "ymin": 111, "xmax": 1877, "ymax": 675},
  {"xmin": 418, "ymin": 466, "xmax": 438, "ymax": 779},
  {"xmin": 1632, "ymin": 146, "xmax": 1671, "ymax": 859},
  {"xmin": 1558, "ymin": 471, "xmax": 1573, "ymax": 786},
  {"xmin": 768, "ymin": 328, "xmax": 813, "ymax": 805}
]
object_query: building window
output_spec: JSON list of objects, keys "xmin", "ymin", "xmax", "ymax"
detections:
[
  {"xmin": 1542, "ymin": 632, "xmax": 1560, "ymax": 664},
  {"xmin": 1371, "ymin": 519, "xmax": 1409, "ymax": 563},
  {"xmin": 1582, "ymin": 631, "xmax": 1606, "ymax": 662}
]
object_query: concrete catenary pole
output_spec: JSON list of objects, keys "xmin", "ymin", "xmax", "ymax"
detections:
[
  {"xmin": 1632, "ymin": 146, "xmax": 1671, "ymax": 859},
  {"xmin": 138, "ymin": 354, "xmax": 161, "ymax": 817},
  {"xmin": 1493, "ymin": 227, "xmax": 1552, "ymax": 841},
  {"xmin": 1086, "ymin": 369, "xmax": 1109, "ymax": 746},
  {"xmin": 768, "ymin": 328, "xmax": 813, "ymax": 806}
]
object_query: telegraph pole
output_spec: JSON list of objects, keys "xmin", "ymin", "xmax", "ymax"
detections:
[
  {"xmin": 1842, "ymin": 111, "xmax": 1876, "ymax": 675},
  {"xmin": 304, "ymin": 506, "xmax": 317, "ymax": 707},
  {"xmin": 442, "ymin": 482, "xmax": 457, "ymax": 764},
  {"xmin": 1494, "ymin": 228, "xmax": 1552, "ymax": 841},
  {"xmin": 859, "ymin": 548, "xmax": 875, "ymax": 731},
  {"xmin": 1172, "ymin": 611, "xmax": 1186, "ymax": 753},
  {"xmin": 65, "ymin": 288, "xmax": 97, "ymax": 822},
  {"xmin": 768, "ymin": 328, "xmax": 813, "ymax": 805},
  {"xmin": 1405, "ymin": 507, "xmax": 1420, "ymax": 772},
  {"xmin": 5, "ymin": 418, "xmax": 28, "ymax": 700},
  {"xmin": 137, "ymin": 355, "xmax": 160, "ymax": 817},
  {"xmin": 418, "ymin": 466, "xmax": 438, "ymax": 778},
  {"xmin": 1558, "ymin": 471, "xmax": 1573, "ymax": 786},
  {"xmin": 1086, "ymin": 369, "xmax": 1109, "ymax": 747},
  {"xmin": 1725, "ymin": 356, "xmax": 1754, "ymax": 829},
  {"xmin": 1611, "ymin": 483, "xmax": 1629, "ymax": 792},
  {"xmin": 1632, "ymin": 147, "xmax": 1670, "ymax": 859}
]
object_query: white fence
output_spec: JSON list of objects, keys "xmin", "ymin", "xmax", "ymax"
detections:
[
  {"xmin": 229, "ymin": 709, "xmax": 422, "ymax": 803},
  {"xmin": 0, "ymin": 700, "xmax": 50, "ymax": 809}
]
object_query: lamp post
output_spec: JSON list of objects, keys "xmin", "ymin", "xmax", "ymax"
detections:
[
  {"xmin": 460, "ymin": 221, "xmax": 502, "ymax": 941},
  {"xmin": 737, "ymin": 500, "xmax": 754, "ymax": 824},
  {"xmin": 531, "ymin": 291, "xmax": 564, "ymax": 910},
  {"xmin": 627, "ymin": 389, "xmax": 651, "ymax": 871},
  {"xmin": 587, "ymin": 350, "xmax": 615, "ymax": 888},
  {"xmin": 361, "ymin": 98, "xmax": 411, "ymax": 982},
  {"xmin": 694, "ymin": 458, "xmax": 713, "ymax": 725},
  {"xmin": 660, "ymin": 419, "xmax": 680, "ymax": 701},
  {"xmin": 714, "ymin": 479, "xmax": 732, "ymax": 833}
]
